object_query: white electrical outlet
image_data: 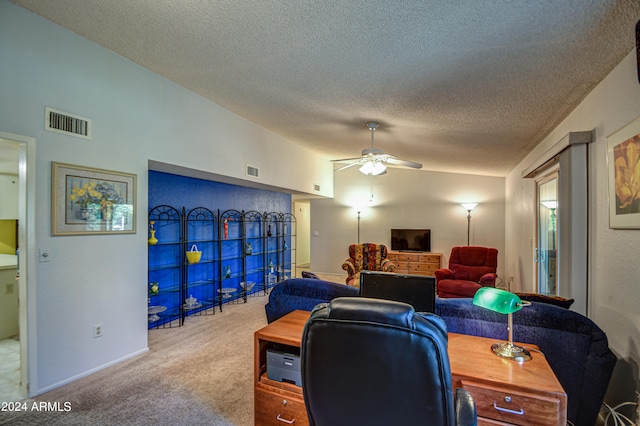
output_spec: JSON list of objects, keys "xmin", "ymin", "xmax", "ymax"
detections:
[{"xmin": 94, "ymin": 323, "xmax": 103, "ymax": 338}]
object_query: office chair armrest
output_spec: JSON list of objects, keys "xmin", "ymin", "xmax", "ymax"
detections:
[{"xmin": 455, "ymin": 388, "xmax": 477, "ymax": 426}]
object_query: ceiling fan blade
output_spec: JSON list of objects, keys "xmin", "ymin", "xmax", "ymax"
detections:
[
  {"xmin": 334, "ymin": 162, "xmax": 362, "ymax": 172},
  {"xmin": 331, "ymin": 157, "xmax": 362, "ymax": 163},
  {"xmin": 384, "ymin": 157, "xmax": 423, "ymax": 169}
]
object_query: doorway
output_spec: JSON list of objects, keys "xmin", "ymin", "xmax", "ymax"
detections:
[
  {"xmin": 0, "ymin": 132, "xmax": 32, "ymax": 399},
  {"xmin": 536, "ymin": 172, "xmax": 558, "ymax": 296}
]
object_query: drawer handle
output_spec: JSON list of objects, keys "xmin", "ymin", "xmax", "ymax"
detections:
[
  {"xmin": 276, "ymin": 413, "xmax": 295, "ymax": 424},
  {"xmin": 493, "ymin": 402, "xmax": 524, "ymax": 416}
]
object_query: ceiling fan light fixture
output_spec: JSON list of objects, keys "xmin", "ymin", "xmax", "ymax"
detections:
[
  {"xmin": 359, "ymin": 161, "xmax": 386, "ymax": 175},
  {"xmin": 332, "ymin": 121, "xmax": 422, "ymax": 174}
]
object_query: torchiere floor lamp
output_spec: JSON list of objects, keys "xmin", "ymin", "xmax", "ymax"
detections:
[{"xmin": 461, "ymin": 203, "xmax": 478, "ymax": 246}]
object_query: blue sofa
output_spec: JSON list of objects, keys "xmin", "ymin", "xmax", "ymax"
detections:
[{"xmin": 264, "ymin": 278, "xmax": 616, "ymax": 426}]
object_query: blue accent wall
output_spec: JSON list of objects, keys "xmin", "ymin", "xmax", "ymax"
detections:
[{"xmin": 149, "ymin": 171, "xmax": 291, "ymax": 214}]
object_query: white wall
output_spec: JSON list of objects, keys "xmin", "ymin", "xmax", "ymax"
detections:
[
  {"xmin": 505, "ymin": 50, "xmax": 640, "ymax": 406},
  {"xmin": 293, "ymin": 201, "xmax": 311, "ymax": 266},
  {"xmin": 0, "ymin": 1, "xmax": 333, "ymax": 394},
  {"xmin": 310, "ymin": 167, "xmax": 505, "ymax": 278}
]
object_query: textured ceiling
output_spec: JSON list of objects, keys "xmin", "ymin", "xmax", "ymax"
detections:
[{"xmin": 10, "ymin": 0, "xmax": 640, "ymax": 176}]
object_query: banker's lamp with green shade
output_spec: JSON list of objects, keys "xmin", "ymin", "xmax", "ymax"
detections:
[{"xmin": 473, "ymin": 287, "xmax": 532, "ymax": 362}]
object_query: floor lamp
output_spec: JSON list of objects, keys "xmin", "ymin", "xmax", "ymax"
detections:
[{"xmin": 461, "ymin": 203, "xmax": 478, "ymax": 246}]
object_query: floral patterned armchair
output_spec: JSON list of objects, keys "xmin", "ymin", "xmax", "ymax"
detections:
[{"xmin": 341, "ymin": 243, "xmax": 396, "ymax": 287}]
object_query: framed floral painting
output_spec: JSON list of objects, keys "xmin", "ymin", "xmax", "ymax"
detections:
[
  {"xmin": 607, "ymin": 116, "xmax": 640, "ymax": 229},
  {"xmin": 51, "ymin": 162, "xmax": 137, "ymax": 235}
]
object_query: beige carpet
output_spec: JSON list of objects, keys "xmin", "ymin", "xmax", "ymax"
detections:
[{"xmin": 0, "ymin": 295, "xmax": 269, "ymax": 426}]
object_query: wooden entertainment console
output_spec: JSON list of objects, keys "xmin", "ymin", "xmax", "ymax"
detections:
[
  {"xmin": 254, "ymin": 310, "xmax": 567, "ymax": 426},
  {"xmin": 387, "ymin": 250, "xmax": 442, "ymax": 276}
]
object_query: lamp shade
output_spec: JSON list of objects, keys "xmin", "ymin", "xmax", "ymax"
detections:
[
  {"xmin": 473, "ymin": 287, "xmax": 523, "ymax": 315},
  {"xmin": 359, "ymin": 161, "xmax": 386, "ymax": 175},
  {"xmin": 541, "ymin": 200, "xmax": 557, "ymax": 209},
  {"xmin": 461, "ymin": 203, "xmax": 478, "ymax": 211}
]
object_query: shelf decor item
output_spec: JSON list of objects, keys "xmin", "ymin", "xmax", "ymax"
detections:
[
  {"xmin": 148, "ymin": 221, "xmax": 158, "ymax": 245},
  {"xmin": 51, "ymin": 162, "xmax": 136, "ymax": 236},
  {"xmin": 186, "ymin": 244, "xmax": 202, "ymax": 264},
  {"xmin": 223, "ymin": 218, "xmax": 230, "ymax": 239},
  {"xmin": 149, "ymin": 282, "xmax": 159, "ymax": 296},
  {"xmin": 245, "ymin": 242, "xmax": 253, "ymax": 255},
  {"xmin": 225, "ymin": 265, "xmax": 231, "ymax": 279}
]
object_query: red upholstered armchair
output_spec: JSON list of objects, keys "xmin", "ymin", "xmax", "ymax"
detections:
[
  {"xmin": 436, "ymin": 246, "xmax": 498, "ymax": 298},
  {"xmin": 342, "ymin": 243, "xmax": 396, "ymax": 287}
]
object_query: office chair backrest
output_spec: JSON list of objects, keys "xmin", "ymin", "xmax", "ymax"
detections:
[{"xmin": 301, "ymin": 297, "xmax": 457, "ymax": 426}]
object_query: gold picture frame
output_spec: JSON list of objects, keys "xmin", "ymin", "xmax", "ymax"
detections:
[
  {"xmin": 51, "ymin": 162, "xmax": 137, "ymax": 235},
  {"xmin": 607, "ymin": 116, "xmax": 640, "ymax": 229}
]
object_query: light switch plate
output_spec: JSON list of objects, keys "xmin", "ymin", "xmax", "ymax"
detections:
[{"xmin": 39, "ymin": 249, "xmax": 51, "ymax": 262}]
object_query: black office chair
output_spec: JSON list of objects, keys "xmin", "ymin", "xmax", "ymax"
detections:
[{"xmin": 301, "ymin": 297, "xmax": 477, "ymax": 426}]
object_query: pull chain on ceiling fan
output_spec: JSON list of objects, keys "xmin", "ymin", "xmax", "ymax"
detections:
[{"xmin": 332, "ymin": 122, "xmax": 422, "ymax": 175}]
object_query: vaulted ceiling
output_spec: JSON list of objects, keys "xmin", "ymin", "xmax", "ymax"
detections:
[{"xmin": 10, "ymin": 0, "xmax": 640, "ymax": 176}]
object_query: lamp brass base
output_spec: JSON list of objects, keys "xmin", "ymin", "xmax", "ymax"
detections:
[{"xmin": 491, "ymin": 342, "xmax": 532, "ymax": 362}]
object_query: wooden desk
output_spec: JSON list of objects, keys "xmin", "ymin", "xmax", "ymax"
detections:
[{"xmin": 254, "ymin": 310, "xmax": 567, "ymax": 426}]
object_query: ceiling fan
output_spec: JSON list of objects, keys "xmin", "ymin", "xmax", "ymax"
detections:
[{"xmin": 332, "ymin": 122, "xmax": 423, "ymax": 175}]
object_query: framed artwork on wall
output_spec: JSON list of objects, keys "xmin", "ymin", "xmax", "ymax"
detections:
[
  {"xmin": 51, "ymin": 162, "xmax": 137, "ymax": 235},
  {"xmin": 636, "ymin": 19, "xmax": 639, "ymax": 84},
  {"xmin": 607, "ymin": 116, "xmax": 640, "ymax": 229}
]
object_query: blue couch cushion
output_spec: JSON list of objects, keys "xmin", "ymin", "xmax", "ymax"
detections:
[{"xmin": 265, "ymin": 278, "xmax": 359, "ymax": 323}]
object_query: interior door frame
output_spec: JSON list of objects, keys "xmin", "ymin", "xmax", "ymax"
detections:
[{"xmin": 0, "ymin": 131, "xmax": 36, "ymax": 397}]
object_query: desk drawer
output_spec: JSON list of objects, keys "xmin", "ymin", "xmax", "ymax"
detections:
[
  {"xmin": 255, "ymin": 387, "xmax": 308, "ymax": 425},
  {"xmin": 462, "ymin": 381, "xmax": 561, "ymax": 425}
]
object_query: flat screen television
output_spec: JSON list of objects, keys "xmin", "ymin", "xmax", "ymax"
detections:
[
  {"xmin": 391, "ymin": 228, "xmax": 431, "ymax": 252},
  {"xmin": 359, "ymin": 271, "xmax": 436, "ymax": 313}
]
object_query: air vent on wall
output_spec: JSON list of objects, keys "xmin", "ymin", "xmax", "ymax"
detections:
[
  {"xmin": 246, "ymin": 164, "xmax": 259, "ymax": 178},
  {"xmin": 45, "ymin": 107, "xmax": 92, "ymax": 140}
]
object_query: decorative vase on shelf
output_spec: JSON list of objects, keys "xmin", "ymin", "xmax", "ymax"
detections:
[
  {"xmin": 149, "ymin": 282, "xmax": 159, "ymax": 296},
  {"xmin": 148, "ymin": 221, "xmax": 158, "ymax": 245},
  {"xmin": 267, "ymin": 225, "xmax": 273, "ymax": 237},
  {"xmin": 225, "ymin": 265, "xmax": 231, "ymax": 279},
  {"xmin": 245, "ymin": 242, "xmax": 253, "ymax": 255}
]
